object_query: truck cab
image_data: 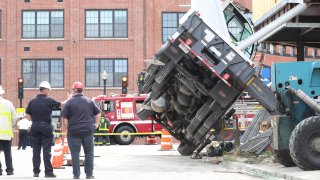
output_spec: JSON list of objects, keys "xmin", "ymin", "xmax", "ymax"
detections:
[{"xmin": 93, "ymin": 94, "xmax": 162, "ymax": 145}]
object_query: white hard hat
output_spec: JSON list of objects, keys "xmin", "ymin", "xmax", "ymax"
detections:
[{"xmin": 39, "ymin": 81, "xmax": 51, "ymax": 90}]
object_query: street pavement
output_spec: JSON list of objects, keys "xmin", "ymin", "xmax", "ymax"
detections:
[
  {"xmin": 0, "ymin": 144, "xmax": 261, "ymax": 180},
  {"xmin": 222, "ymin": 161, "xmax": 320, "ymax": 180}
]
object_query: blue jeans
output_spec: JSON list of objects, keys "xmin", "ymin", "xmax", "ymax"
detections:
[{"xmin": 68, "ymin": 134, "xmax": 94, "ymax": 177}]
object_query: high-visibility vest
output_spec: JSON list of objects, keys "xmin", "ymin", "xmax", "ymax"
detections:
[
  {"xmin": 0, "ymin": 111, "xmax": 13, "ymax": 137},
  {"xmin": 99, "ymin": 117, "xmax": 109, "ymax": 131}
]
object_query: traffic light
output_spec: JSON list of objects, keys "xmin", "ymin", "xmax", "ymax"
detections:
[
  {"xmin": 122, "ymin": 76, "xmax": 128, "ymax": 94},
  {"xmin": 18, "ymin": 78, "xmax": 24, "ymax": 99}
]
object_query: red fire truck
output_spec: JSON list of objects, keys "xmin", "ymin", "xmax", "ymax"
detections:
[{"xmin": 93, "ymin": 94, "xmax": 162, "ymax": 145}]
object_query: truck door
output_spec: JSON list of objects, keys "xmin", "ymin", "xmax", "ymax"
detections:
[{"xmin": 103, "ymin": 100, "xmax": 115, "ymax": 131}]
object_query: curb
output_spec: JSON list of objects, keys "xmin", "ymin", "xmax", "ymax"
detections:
[{"xmin": 221, "ymin": 161, "xmax": 305, "ymax": 180}]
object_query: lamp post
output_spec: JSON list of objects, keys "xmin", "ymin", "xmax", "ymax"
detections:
[{"xmin": 101, "ymin": 70, "xmax": 108, "ymax": 95}]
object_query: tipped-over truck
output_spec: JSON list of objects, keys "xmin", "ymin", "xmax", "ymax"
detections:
[{"xmin": 138, "ymin": 0, "xmax": 320, "ymax": 170}]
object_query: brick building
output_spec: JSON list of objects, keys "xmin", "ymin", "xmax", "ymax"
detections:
[
  {"xmin": 1, "ymin": 0, "xmax": 314, "ymax": 109},
  {"xmin": 0, "ymin": 0, "xmax": 193, "ymax": 108}
]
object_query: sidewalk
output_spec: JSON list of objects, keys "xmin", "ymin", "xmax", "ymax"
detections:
[{"xmin": 221, "ymin": 161, "xmax": 320, "ymax": 180}]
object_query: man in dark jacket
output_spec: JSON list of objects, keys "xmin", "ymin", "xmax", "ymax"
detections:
[
  {"xmin": 26, "ymin": 81, "xmax": 68, "ymax": 178},
  {"xmin": 62, "ymin": 82, "xmax": 101, "ymax": 179}
]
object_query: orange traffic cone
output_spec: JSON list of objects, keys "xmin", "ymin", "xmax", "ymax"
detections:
[
  {"xmin": 160, "ymin": 129, "xmax": 173, "ymax": 150},
  {"xmin": 62, "ymin": 137, "xmax": 70, "ymax": 154},
  {"xmin": 145, "ymin": 135, "xmax": 157, "ymax": 145},
  {"xmin": 52, "ymin": 137, "xmax": 64, "ymax": 169}
]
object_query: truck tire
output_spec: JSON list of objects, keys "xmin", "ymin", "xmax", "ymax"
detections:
[
  {"xmin": 193, "ymin": 107, "xmax": 225, "ymax": 142},
  {"xmin": 289, "ymin": 116, "xmax": 320, "ymax": 170},
  {"xmin": 177, "ymin": 142, "xmax": 197, "ymax": 156},
  {"xmin": 142, "ymin": 76, "xmax": 155, "ymax": 94},
  {"xmin": 150, "ymin": 90, "xmax": 164, "ymax": 101},
  {"xmin": 155, "ymin": 61, "xmax": 175, "ymax": 84},
  {"xmin": 137, "ymin": 108, "xmax": 153, "ymax": 120},
  {"xmin": 273, "ymin": 150, "xmax": 295, "ymax": 167},
  {"xmin": 195, "ymin": 100, "xmax": 213, "ymax": 121},
  {"xmin": 114, "ymin": 126, "xmax": 135, "ymax": 145},
  {"xmin": 147, "ymin": 64, "xmax": 160, "ymax": 77},
  {"xmin": 152, "ymin": 82, "xmax": 167, "ymax": 92}
]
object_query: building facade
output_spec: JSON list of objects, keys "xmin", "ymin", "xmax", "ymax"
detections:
[
  {"xmin": 1, "ymin": 0, "xmax": 314, "ymax": 109},
  {"xmin": 0, "ymin": 0, "xmax": 191, "ymax": 108}
]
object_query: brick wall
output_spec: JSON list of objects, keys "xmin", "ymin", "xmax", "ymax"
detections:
[
  {"xmin": 0, "ymin": 0, "xmax": 304, "ymax": 109},
  {"xmin": 0, "ymin": 0, "xmax": 189, "ymax": 108}
]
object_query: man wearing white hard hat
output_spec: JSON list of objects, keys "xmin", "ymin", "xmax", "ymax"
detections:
[
  {"xmin": 0, "ymin": 85, "xmax": 17, "ymax": 176},
  {"xmin": 25, "ymin": 81, "xmax": 69, "ymax": 178}
]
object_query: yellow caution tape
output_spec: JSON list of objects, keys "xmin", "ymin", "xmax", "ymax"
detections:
[{"xmin": 52, "ymin": 132, "xmax": 163, "ymax": 136}]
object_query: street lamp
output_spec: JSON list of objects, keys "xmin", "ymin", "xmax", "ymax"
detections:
[{"xmin": 101, "ymin": 70, "xmax": 108, "ymax": 95}]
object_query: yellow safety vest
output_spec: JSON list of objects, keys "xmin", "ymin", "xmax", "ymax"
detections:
[
  {"xmin": 99, "ymin": 117, "xmax": 109, "ymax": 131},
  {"xmin": 0, "ymin": 111, "xmax": 13, "ymax": 137}
]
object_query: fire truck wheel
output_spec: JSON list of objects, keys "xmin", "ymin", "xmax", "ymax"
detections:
[
  {"xmin": 114, "ymin": 126, "xmax": 135, "ymax": 145},
  {"xmin": 177, "ymin": 142, "xmax": 197, "ymax": 156}
]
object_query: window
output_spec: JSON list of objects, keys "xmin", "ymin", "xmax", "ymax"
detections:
[
  {"xmin": 162, "ymin": 12, "xmax": 185, "ymax": 43},
  {"xmin": 86, "ymin": 10, "xmax": 128, "ymax": 38},
  {"xmin": 223, "ymin": 4, "xmax": 254, "ymax": 58},
  {"xmin": 103, "ymin": 101, "xmax": 114, "ymax": 112},
  {"xmin": 22, "ymin": 59, "xmax": 64, "ymax": 88},
  {"xmin": 86, "ymin": 59, "xmax": 128, "ymax": 87},
  {"xmin": 22, "ymin": 10, "xmax": 64, "ymax": 39}
]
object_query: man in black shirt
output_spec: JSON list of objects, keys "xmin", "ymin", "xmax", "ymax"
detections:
[
  {"xmin": 26, "ymin": 81, "xmax": 68, "ymax": 178},
  {"xmin": 61, "ymin": 82, "xmax": 101, "ymax": 179}
]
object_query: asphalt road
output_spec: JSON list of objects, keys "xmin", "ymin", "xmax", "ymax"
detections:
[{"xmin": 0, "ymin": 144, "xmax": 261, "ymax": 180}]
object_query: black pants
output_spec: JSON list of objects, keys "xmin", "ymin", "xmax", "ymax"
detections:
[
  {"xmin": 97, "ymin": 135, "xmax": 110, "ymax": 145},
  {"xmin": 18, "ymin": 129, "xmax": 29, "ymax": 149},
  {"xmin": 97, "ymin": 130, "xmax": 110, "ymax": 145},
  {"xmin": 30, "ymin": 123, "xmax": 53, "ymax": 175},
  {"xmin": 0, "ymin": 140, "xmax": 13, "ymax": 174}
]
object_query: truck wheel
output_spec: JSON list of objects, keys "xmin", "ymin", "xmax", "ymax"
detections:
[
  {"xmin": 114, "ymin": 126, "xmax": 135, "ymax": 145},
  {"xmin": 177, "ymin": 142, "xmax": 197, "ymax": 156},
  {"xmin": 155, "ymin": 61, "xmax": 175, "ymax": 84},
  {"xmin": 273, "ymin": 150, "xmax": 295, "ymax": 167},
  {"xmin": 142, "ymin": 75, "xmax": 155, "ymax": 94},
  {"xmin": 147, "ymin": 64, "xmax": 160, "ymax": 76},
  {"xmin": 289, "ymin": 116, "xmax": 320, "ymax": 170},
  {"xmin": 195, "ymin": 100, "xmax": 213, "ymax": 121},
  {"xmin": 150, "ymin": 90, "xmax": 164, "ymax": 101},
  {"xmin": 152, "ymin": 82, "xmax": 167, "ymax": 92}
]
